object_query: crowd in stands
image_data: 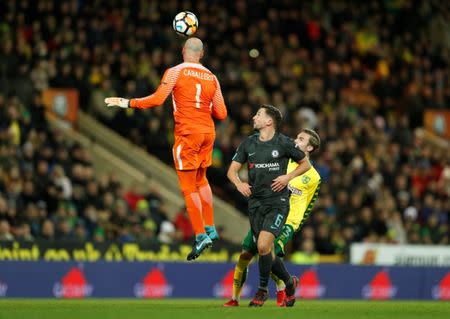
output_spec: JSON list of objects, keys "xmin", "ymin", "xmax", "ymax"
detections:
[
  {"xmin": 0, "ymin": 0, "xmax": 449, "ymax": 258},
  {"xmin": 0, "ymin": 91, "xmax": 194, "ymax": 244}
]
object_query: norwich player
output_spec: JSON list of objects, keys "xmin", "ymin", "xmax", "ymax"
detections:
[{"xmin": 224, "ymin": 128, "xmax": 321, "ymax": 307}]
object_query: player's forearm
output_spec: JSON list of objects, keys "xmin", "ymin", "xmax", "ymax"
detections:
[
  {"xmin": 130, "ymin": 79, "xmax": 172, "ymax": 109},
  {"xmin": 212, "ymin": 96, "xmax": 227, "ymax": 120},
  {"xmin": 227, "ymin": 167, "xmax": 242, "ymax": 187},
  {"xmin": 286, "ymin": 160, "xmax": 311, "ymax": 181},
  {"xmin": 212, "ymin": 80, "xmax": 227, "ymax": 120},
  {"xmin": 130, "ymin": 93, "xmax": 165, "ymax": 109},
  {"xmin": 212, "ymin": 104, "xmax": 227, "ymax": 120}
]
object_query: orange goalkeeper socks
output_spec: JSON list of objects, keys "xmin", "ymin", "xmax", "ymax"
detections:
[
  {"xmin": 184, "ymin": 191, "xmax": 205, "ymax": 236},
  {"xmin": 177, "ymin": 169, "xmax": 205, "ymax": 236},
  {"xmin": 198, "ymin": 183, "xmax": 214, "ymax": 226}
]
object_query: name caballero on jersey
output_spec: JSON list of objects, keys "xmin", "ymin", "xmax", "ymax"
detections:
[{"xmin": 183, "ymin": 69, "xmax": 214, "ymax": 81}]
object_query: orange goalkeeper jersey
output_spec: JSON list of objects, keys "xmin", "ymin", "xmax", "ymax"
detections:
[{"xmin": 129, "ymin": 62, "xmax": 227, "ymax": 136}]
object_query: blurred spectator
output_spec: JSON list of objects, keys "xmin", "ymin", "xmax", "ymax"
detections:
[
  {"xmin": 290, "ymin": 239, "xmax": 320, "ymax": 264},
  {"xmin": 15, "ymin": 222, "xmax": 34, "ymax": 242},
  {"xmin": 0, "ymin": 220, "xmax": 14, "ymax": 241},
  {"xmin": 158, "ymin": 219, "xmax": 177, "ymax": 244},
  {"xmin": 174, "ymin": 206, "xmax": 194, "ymax": 242},
  {"xmin": 51, "ymin": 165, "xmax": 72, "ymax": 200},
  {"xmin": 40, "ymin": 219, "xmax": 55, "ymax": 241}
]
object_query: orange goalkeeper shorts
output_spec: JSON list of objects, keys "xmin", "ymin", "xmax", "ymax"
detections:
[{"xmin": 172, "ymin": 133, "xmax": 215, "ymax": 171}]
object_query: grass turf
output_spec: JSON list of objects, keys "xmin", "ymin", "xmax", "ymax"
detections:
[{"xmin": 0, "ymin": 299, "xmax": 449, "ymax": 319}]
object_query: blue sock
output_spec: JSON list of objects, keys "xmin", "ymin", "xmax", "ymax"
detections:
[
  {"xmin": 196, "ymin": 233, "xmax": 207, "ymax": 240},
  {"xmin": 205, "ymin": 226, "xmax": 216, "ymax": 234}
]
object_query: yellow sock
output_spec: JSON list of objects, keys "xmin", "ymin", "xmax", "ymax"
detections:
[
  {"xmin": 232, "ymin": 257, "xmax": 252, "ymax": 300},
  {"xmin": 270, "ymin": 272, "xmax": 286, "ymax": 291}
]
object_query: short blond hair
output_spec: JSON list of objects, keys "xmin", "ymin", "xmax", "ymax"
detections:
[{"xmin": 302, "ymin": 128, "xmax": 320, "ymax": 153}]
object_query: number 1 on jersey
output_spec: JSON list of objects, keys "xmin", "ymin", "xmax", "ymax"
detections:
[{"xmin": 195, "ymin": 83, "xmax": 201, "ymax": 108}]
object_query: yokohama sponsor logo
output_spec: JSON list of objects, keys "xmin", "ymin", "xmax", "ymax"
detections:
[{"xmin": 254, "ymin": 163, "xmax": 279, "ymax": 169}]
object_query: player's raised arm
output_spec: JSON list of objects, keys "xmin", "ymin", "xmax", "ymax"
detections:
[
  {"xmin": 211, "ymin": 76, "xmax": 227, "ymax": 120},
  {"xmin": 130, "ymin": 67, "xmax": 181, "ymax": 108},
  {"xmin": 104, "ymin": 67, "xmax": 181, "ymax": 109}
]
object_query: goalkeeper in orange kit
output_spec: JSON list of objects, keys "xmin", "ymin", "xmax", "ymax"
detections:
[{"xmin": 105, "ymin": 38, "xmax": 228, "ymax": 260}]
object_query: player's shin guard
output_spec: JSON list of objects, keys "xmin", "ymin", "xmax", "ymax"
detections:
[{"xmin": 232, "ymin": 258, "xmax": 251, "ymax": 300}]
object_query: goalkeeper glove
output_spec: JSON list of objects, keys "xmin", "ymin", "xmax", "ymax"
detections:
[{"xmin": 104, "ymin": 97, "xmax": 130, "ymax": 108}]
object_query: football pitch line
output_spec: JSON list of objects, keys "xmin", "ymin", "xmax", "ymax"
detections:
[{"xmin": 0, "ymin": 299, "xmax": 449, "ymax": 319}]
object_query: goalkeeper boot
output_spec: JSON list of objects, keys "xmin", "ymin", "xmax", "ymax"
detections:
[
  {"xmin": 284, "ymin": 276, "xmax": 299, "ymax": 307},
  {"xmin": 205, "ymin": 225, "xmax": 220, "ymax": 242},
  {"xmin": 248, "ymin": 289, "xmax": 268, "ymax": 307},
  {"xmin": 187, "ymin": 233, "xmax": 212, "ymax": 261}
]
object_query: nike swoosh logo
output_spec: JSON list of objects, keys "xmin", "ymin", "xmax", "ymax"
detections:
[
  {"xmin": 196, "ymin": 243, "xmax": 205, "ymax": 250},
  {"xmin": 249, "ymin": 153, "xmax": 256, "ymax": 156}
]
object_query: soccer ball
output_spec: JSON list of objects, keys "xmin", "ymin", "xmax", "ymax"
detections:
[{"xmin": 172, "ymin": 11, "xmax": 198, "ymax": 36}]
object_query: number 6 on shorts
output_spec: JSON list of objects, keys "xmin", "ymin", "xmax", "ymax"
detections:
[{"xmin": 274, "ymin": 214, "xmax": 283, "ymax": 228}]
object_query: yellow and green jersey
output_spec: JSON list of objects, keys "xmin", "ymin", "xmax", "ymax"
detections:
[{"xmin": 285, "ymin": 160, "xmax": 321, "ymax": 231}]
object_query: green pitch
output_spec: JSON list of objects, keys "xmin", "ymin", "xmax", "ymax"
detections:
[{"xmin": 0, "ymin": 299, "xmax": 449, "ymax": 319}]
